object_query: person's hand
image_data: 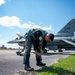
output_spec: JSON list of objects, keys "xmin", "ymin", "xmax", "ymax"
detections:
[{"xmin": 35, "ymin": 50, "xmax": 42, "ymax": 56}]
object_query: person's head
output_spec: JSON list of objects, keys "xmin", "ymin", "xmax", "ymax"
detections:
[{"xmin": 45, "ymin": 33, "xmax": 54, "ymax": 42}]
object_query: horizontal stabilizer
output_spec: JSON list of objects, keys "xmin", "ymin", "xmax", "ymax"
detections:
[
  {"xmin": 7, "ymin": 39, "xmax": 25, "ymax": 43},
  {"xmin": 62, "ymin": 39, "xmax": 75, "ymax": 46}
]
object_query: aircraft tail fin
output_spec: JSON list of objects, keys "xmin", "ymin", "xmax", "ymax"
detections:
[{"xmin": 56, "ymin": 19, "xmax": 75, "ymax": 37}]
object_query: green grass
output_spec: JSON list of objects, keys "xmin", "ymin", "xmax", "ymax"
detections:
[{"xmin": 36, "ymin": 54, "xmax": 75, "ymax": 75}]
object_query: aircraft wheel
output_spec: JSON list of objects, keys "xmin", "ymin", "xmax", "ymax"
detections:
[
  {"xmin": 43, "ymin": 49, "xmax": 47, "ymax": 53},
  {"xmin": 16, "ymin": 52, "xmax": 21, "ymax": 55},
  {"xmin": 59, "ymin": 50, "xmax": 63, "ymax": 52},
  {"xmin": 19, "ymin": 53, "xmax": 23, "ymax": 56}
]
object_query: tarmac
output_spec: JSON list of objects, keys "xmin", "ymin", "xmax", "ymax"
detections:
[{"xmin": 0, "ymin": 50, "xmax": 75, "ymax": 75}]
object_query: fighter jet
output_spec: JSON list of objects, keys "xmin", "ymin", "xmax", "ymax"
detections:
[
  {"xmin": 7, "ymin": 33, "xmax": 27, "ymax": 55},
  {"xmin": 47, "ymin": 18, "xmax": 75, "ymax": 52},
  {"xmin": 7, "ymin": 19, "xmax": 75, "ymax": 54}
]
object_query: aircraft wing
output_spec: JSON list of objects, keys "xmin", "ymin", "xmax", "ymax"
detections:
[
  {"xmin": 7, "ymin": 39, "xmax": 25, "ymax": 43},
  {"xmin": 61, "ymin": 39, "xmax": 75, "ymax": 46}
]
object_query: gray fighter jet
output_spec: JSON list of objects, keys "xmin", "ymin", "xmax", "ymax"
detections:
[
  {"xmin": 7, "ymin": 19, "xmax": 75, "ymax": 54},
  {"xmin": 7, "ymin": 33, "xmax": 27, "ymax": 55},
  {"xmin": 47, "ymin": 19, "xmax": 75, "ymax": 52}
]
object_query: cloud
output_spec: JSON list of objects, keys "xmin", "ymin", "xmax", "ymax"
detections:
[
  {"xmin": 19, "ymin": 23, "xmax": 32, "ymax": 28},
  {"xmin": 0, "ymin": 16, "xmax": 54, "ymax": 31},
  {"xmin": 0, "ymin": 0, "xmax": 6, "ymax": 6},
  {"xmin": 42, "ymin": 25, "xmax": 54, "ymax": 31},
  {"xmin": 0, "ymin": 40, "xmax": 5, "ymax": 44},
  {"xmin": 31, "ymin": 25, "xmax": 41, "ymax": 29},
  {"xmin": 0, "ymin": 16, "xmax": 21, "ymax": 27}
]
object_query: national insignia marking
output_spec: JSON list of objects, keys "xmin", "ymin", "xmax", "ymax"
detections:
[{"xmin": 39, "ymin": 36, "xmax": 43, "ymax": 41}]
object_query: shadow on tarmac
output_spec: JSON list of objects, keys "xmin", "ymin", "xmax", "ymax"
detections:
[
  {"xmin": 42, "ymin": 52, "xmax": 73, "ymax": 56},
  {"xmin": 35, "ymin": 66, "xmax": 75, "ymax": 75},
  {"xmin": 17, "ymin": 51, "xmax": 75, "ymax": 56},
  {"xmin": 32, "ymin": 51, "xmax": 73, "ymax": 56}
]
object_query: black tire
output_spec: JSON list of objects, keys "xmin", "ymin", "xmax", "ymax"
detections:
[
  {"xmin": 59, "ymin": 50, "xmax": 63, "ymax": 52},
  {"xmin": 43, "ymin": 49, "xmax": 47, "ymax": 53},
  {"xmin": 16, "ymin": 52, "xmax": 21, "ymax": 55},
  {"xmin": 19, "ymin": 53, "xmax": 23, "ymax": 56}
]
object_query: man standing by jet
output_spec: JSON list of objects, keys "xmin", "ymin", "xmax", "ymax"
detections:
[{"xmin": 23, "ymin": 28, "xmax": 54, "ymax": 71}]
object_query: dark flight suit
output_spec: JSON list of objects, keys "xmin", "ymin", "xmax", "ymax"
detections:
[{"xmin": 23, "ymin": 29, "xmax": 47, "ymax": 67}]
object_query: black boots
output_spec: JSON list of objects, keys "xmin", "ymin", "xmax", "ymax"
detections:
[
  {"xmin": 24, "ymin": 54, "xmax": 34, "ymax": 71},
  {"xmin": 25, "ymin": 64, "xmax": 34, "ymax": 71},
  {"xmin": 24, "ymin": 54, "xmax": 46, "ymax": 71},
  {"xmin": 36, "ymin": 54, "xmax": 46, "ymax": 66},
  {"xmin": 36, "ymin": 61, "xmax": 46, "ymax": 66}
]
